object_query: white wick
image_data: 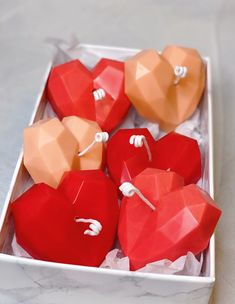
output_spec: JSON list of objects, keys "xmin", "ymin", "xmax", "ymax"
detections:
[
  {"xmin": 174, "ymin": 66, "xmax": 188, "ymax": 85},
  {"xmin": 119, "ymin": 182, "xmax": 156, "ymax": 211},
  {"xmin": 129, "ymin": 135, "xmax": 152, "ymax": 162},
  {"xmin": 93, "ymin": 88, "xmax": 106, "ymax": 101},
  {"xmin": 78, "ymin": 132, "xmax": 109, "ymax": 157},
  {"xmin": 75, "ymin": 218, "xmax": 102, "ymax": 236}
]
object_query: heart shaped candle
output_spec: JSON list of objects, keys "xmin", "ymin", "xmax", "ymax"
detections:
[
  {"xmin": 58, "ymin": 170, "xmax": 119, "ymax": 266},
  {"xmin": 152, "ymin": 132, "xmax": 202, "ymax": 184},
  {"xmin": 107, "ymin": 129, "xmax": 201, "ymax": 186},
  {"xmin": 23, "ymin": 118, "xmax": 79, "ymax": 188},
  {"xmin": 62, "ymin": 116, "xmax": 106, "ymax": 170},
  {"xmin": 118, "ymin": 169, "xmax": 221, "ymax": 270},
  {"xmin": 125, "ymin": 46, "xmax": 205, "ymax": 131},
  {"xmin": 12, "ymin": 183, "xmax": 80, "ymax": 264},
  {"xmin": 47, "ymin": 58, "xmax": 131, "ymax": 132},
  {"xmin": 12, "ymin": 170, "xmax": 119, "ymax": 267},
  {"xmin": 107, "ymin": 128, "xmax": 155, "ymax": 186},
  {"xmin": 47, "ymin": 60, "xmax": 95, "ymax": 121}
]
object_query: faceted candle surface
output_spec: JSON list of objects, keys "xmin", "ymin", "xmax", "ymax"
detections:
[
  {"xmin": 62, "ymin": 116, "xmax": 104, "ymax": 170},
  {"xmin": 119, "ymin": 169, "xmax": 221, "ymax": 270},
  {"xmin": 12, "ymin": 170, "xmax": 119, "ymax": 267},
  {"xmin": 152, "ymin": 132, "xmax": 202, "ymax": 185},
  {"xmin": 107, "ymin": 128, "xmax": 155, "ymax": 186},
  {"xmin": 47, "ymin": 58, "xmax": 131, "ymax": 132},
  {"xmin": 23, "ymin": 118, "xmax": 79, "ymax": 188},
  {"xmin": 58, "ymin": 170, "xmax": 119, "ymax": 266},
  {"xmin": 125, "ymin": 46, "xmax": 205, "ymax": 131}
]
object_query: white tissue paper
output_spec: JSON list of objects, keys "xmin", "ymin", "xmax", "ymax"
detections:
[{"xmin": 100, "ymin": 249, "xmax": 203, "ymax": 276}]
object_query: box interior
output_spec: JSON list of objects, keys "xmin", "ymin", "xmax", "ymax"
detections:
[{"xmin": 0, "ymin": 44, "xmax": 214, "ymax": 279}]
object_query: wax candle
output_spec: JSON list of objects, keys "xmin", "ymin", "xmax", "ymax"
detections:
[
  {"xmin": 152, "ymin": 132, "xmax": 202, "ymax": 184},
  {"xmin": 107, "ymin": 128, "xmax": 155, "ymax": 186},
  {"xmin": 125, "ymin": 46, "xmax": 205, "ymax": 131},
  {"xmin": 47, "ymin": 58, "xmax": 131, "ymax": 132},
  {"xmin": 62, "ymin": 116, "xmax": 107, "ymax": 170},
  {"xmin": 107, "ymin": 129, "xmax": 201, "ymax": 186},
  {"xmin": 24, "ymin": 116, "xmax": 111, "ymax": 188},
  {"xmin": 23, "ymin": 117, "xmax": 79, "ymax": 188},
  {"xmin": 118, "ymin": 169, "xmax": 221, "ymax": 270},
  {"xmin": 11, "ymin": 170, "xmax": 119, "ymax": 267}
]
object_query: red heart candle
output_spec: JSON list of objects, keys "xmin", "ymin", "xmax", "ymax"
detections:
[
  {"xmin": 12, "ymin": 183, "xmax": 79, "ymax": 263},
  {"xmin": 58, "ymin": 170, "xmax": 119, "ymax": 266},
  {"xmin": 107, "ymin": 129, "xmax": 201, "ymax": 186},
  {"xmin": 12, "ymin": 170, "xmax": 119, "ymax": 267},
  {"xmin": 47, "ymin": 59, "xmax": 131, "ymax": 132},
  {"xmin": 47, "ymin": 60, "xmax": 95, "ymax": 121},
  {"xmin": 107, "ymin": 128, "xmax": 155, "ymax": 186},
  {"xmin": 118, "ymin": 169, "xmax": 221, "ymax": 270},
  {"xmin": 152, "ymin": 132, "xmax": 202, "ymax": 184}
]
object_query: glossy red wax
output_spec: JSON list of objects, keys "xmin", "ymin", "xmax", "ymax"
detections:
[
  {"xmin": 152, "ymin": 132, "xmax": 202, "ymax": 184},
  {"xmin": 58, "ymin": 170, "xmax": 119, "ymax": 267},
  {"xmin": 12, "ymin": 170, "xmax": 119, "ymax": 267},
  {"xmin": 118, "ymin": 169, "xmax": 221, "ymax": 270},
  {"xmin": 107, "ymin": 130, "xmax": 201, "ymax": 187},
  {"xmin": 47, "ymin": 59, "xmax": 131, "ymax": 132},
  {"xmin": 107, "ymin": 128, "xmax": 156, "ymax": 186},
  {"xmin": 47, "ymin": 60, "xmax": 95, "ymax": 121},
  {"xmin": 12, "ymin": 184, "xmax": 79, "ymax": 264}
]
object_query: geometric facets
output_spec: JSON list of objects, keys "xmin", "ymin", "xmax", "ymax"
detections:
[
  {"xmin": 46, "ymin": 60, "xmax": 96, "ymax": 121},
  {"xmin": 125, "ymin": 47, "xmax": 205, "ymax": 131},
  {"xmin": 119, "ymin": 180, "xmax": 221, "ymax": 270},
  {"xmin": 47, "ymin": 59, "xmax": 131, "ymax": 133},
  {"xmin": 12, "ymin": 183, "xmax": 78, "ymax": 264},
  {"xmin": 12, "ymin": 171, "xmax": 120, "ymax": 267},
  {"xmin": 107, "ymin": 128, "xmax": 155, "ymax": 186},
  {"xmin": 92, "ymin": 58, "xmax": 131, "ymax": 132},
  {"xmin": 62, "ymin": 116, "xmax": 104, "ymax": 170},
  {"xmin": 23, "ymin": 117, "xmax": 79, "ymax": 188},
  {"xmin": 58, "ymin": 170, "xmax": 120, "ymax": 267},
  {"xmin": 152, "ymin": 132, "xmax": 202, "ymax": 184}
]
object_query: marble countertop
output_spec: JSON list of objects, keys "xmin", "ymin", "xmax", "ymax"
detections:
[{"xmin": 0, "ymin": 0, "xmax": 234, "ymax": 303}]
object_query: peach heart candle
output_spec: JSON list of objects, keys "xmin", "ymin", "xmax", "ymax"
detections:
[
  {"xmin": 47, "ymin": 58, "xmax": 131, "ymax": 132},
  {"xmin": 23, "ymin": 118, "xmax": 79, "ymax": 188},
  {"xmin": 125, "ymin": 46, "xmax": 205, "ymax": 131},
  {"xmin": 62, "ymin": 116, "xmax": 107, "ymax": 170},
  {"xmin": 118, "ymin": 169, "xmax": 221, "ymax": 270}
]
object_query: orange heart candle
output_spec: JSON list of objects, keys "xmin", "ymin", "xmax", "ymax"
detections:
[
  {"xmin": 23, "ymin": 118, "xmax": 79, "ymax": 188},
  {"xmin": 62, "ymin": 116, "xmax": 107, "ymax": 170},
  {"xmin": 125, "ymin": 46, "xmax": 205, "ymax": 131}
]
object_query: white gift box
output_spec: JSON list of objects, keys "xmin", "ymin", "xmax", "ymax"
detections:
[{"xmin": 0, "ymin": 44, "xmax": 215, "ymax": 304}]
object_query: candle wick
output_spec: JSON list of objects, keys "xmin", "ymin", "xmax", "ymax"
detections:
[
  {"xmin": 78, "ymin": 132, "xmax": 109, "ymax": 157},
  {"xmin": 74, "ymin": 217, "xmax": 102, "ymax": 236},
  {"xmin": 129, "ymin": 135, "xmax": 152, "ymax": 162},
  {"xmin": 119, "ymin": 182, "xmax": 156, "ymax": 211},
  {"xmin": 93, "ymin": 88, "xmax": 106, "ymax": 101},
  {"xmin": 174, "ymin": 66, "xmax": 188, "ymax": 85}
]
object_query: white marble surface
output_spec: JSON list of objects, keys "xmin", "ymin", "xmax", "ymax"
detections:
[
  {"xmin": 0, "ymin": 0, "xmax": 234, "ymax": 303},
  {"xmin": 0, "ymin": 254, "xmax": 214, "ymax": 304}
]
